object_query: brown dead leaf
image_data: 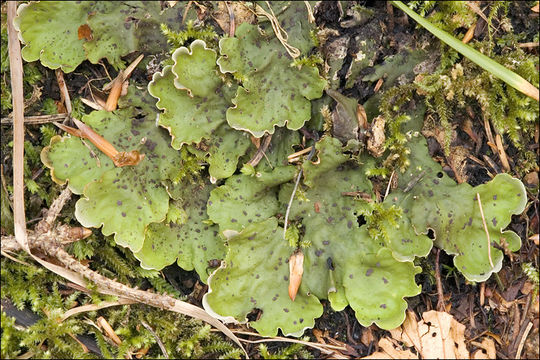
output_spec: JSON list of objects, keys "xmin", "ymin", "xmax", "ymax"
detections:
[
  {"xmin": 446, "ymin": 145, "xmax": 469, "ymax": 183},
  {"xmin": 362, "ymin": 337, "xmax": 418, "ymax": 359},
  {"xmin": 461, "ymin": 118, "xmax": 479, "ymax": 144},
  {"xmin": 386, "ymin": 310, "xmax": 469, "ymax": 359},
  {"xmin": 213, "ymin": 2, "xmax": 255, "ymax": 34},
  {"xmin": 389, "ymin": 310, "xmax": 422, "ymax": 350},
  {"xmin": 361, "ymin": 326, "xmax": 375, "ymax": 347},
  {"xmin": 523, "ymin": 172, "xmax": 539, "ymax": 187},
  {"xmin": 367, "ymin": 115, "xmax": 386, "ymax": 158},
  {"xmin": 532, "ymin": 2, "xmax": 539, "ymax": 12},
  {"xmin": 357, "ymin": 104, "xmax": 368, "ymax": 129},
  {"xmin": 471, "ymin": 338, "xmax": 496, "ymax": 359},
  {"xmin": 55, "ymin": 100, "xmax": 67, "ymax": 114}
]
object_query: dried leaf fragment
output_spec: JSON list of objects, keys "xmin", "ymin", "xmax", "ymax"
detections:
[
  {"xmin": 77, "ymin": 24, "xmax": 93, "ymax": 40},
  {"xmin": 288, "ymin": 249, "xmax": 304, "ymax": 301},
  {"xmin": 366, "ymin": 115, "xmax": 386, "ymax": 157},
  {"xmin": 374, "ymin": 310, "xmax": 470, "ymax": 359}
]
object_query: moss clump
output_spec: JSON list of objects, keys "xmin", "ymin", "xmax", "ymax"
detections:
[
  {"xmin": 1, "ymin": 243, "xmax": 241, "ymax": 359},
  {"xmin": 414, "ymin": 43, "xmax": 538, "ymax": 175},
  {"xmin": 160, "ymin": 21, "xmax": 218, "ymax": 50}
]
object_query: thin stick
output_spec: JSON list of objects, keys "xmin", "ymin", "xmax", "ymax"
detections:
[
  {"xmin": 1, "ymin": 113, "xmax": 69, "ymax": 125},
  {"xmin": 224, "ymin": 1, "xmax": 235, "ymax": 37},
  {"xmin": 182, "ymin": 1, "xmax": 193, "ymax": 25},
  {"xmin": 247, "ymin": 134, "xmax": 272, "ymax": 167},
  {"xmin": 228, "ymin": 330, "xmax": 347, "ymax": 353},
  {"xmin": 283, "ymin": 167, "xmax": 304, "ymax": 239},
  {"xmin": 7, "ymin": 1, "xmax": 28, "ymax": 253},
  {"xmin": 61, "ymin": 298, "xmax": 136, "ymax": 321},
  {"xmin": 495, "ymin": 133, "xmax": 511, "ymax": 172},
  {"xmin": 283, "ymin": 140, "xmax": 317, "ymax": 239},
  {"xmin": 435, "ymin": 248, "xmax": 446, "ymax": 312},
  {"xmin": 518, "ymin": 42, "xmax": 539, "ymax": 48},
  {"xmin": 403, "ymin": 170, "xmax": 425, "ymax": 193},
  {"xmin": 35, "ymin": 186, "xmax": 72, "ymax": 234},
  {"xmin": 287, "ymin": 147, "xmax": 312, "ymax": 162},
  {"xmin": 96, "ymin": 316, "xmax": 122, "ymax": 345},
  {"xmin": 55, "ymin": 69, "xmax": 72, "ymax": 115},
  {"xmin": 80, "ymin": 97, "xmax": 105, "ymax": 111},
  {"xmin": 141, "ymin": 320, "xmax": 169, "ymax": 359},
  {"xmin": 477, "ymin": 192, "xmax": 494, "ymax": 268},
  {"xmin": 480, "ymin": 282, "xmax": 485, "ymax": 306},
  {"xmin": 515, "ymin": 322, "xmax": 533, "ymax": 360},
  {"xmin": 384, "ymin": 170, "xmax": 395, "ymax": 199}
]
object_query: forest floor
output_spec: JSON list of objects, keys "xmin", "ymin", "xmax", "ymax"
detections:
[{"xmin": 1, "ymin": 1, "xmax": 539, "ymax": 359}]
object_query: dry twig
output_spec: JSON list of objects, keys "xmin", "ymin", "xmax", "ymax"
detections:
[
  {"xmin": 515, "ymin": 322, "xmax": 533, "ymax": 359},
  {"xmin": 1, "ymin": 113, "xmax": 69, "ymax": 125},
  {"xmin": 55, "ymin": 69, "xmax": 72, "ymax": 115},
  {"xmin": 247, "ymin": 134, "xmax": 272, "ymax": 167},
  {"xmin": 141, "ymin": 320, "xmax": 169, "ymax": 359}
]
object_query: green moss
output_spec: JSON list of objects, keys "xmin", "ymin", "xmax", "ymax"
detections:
[
  {"xmin": 161, "ymin": 21, "xmax": 218, "ymax": 51},
  {"xmin": 259, "ymin": 340, "xmax": 313, "ymax": 359},
  {"xmin": 356, "ymin": 201, "xmax": 403, "ymax": 244},
  {"xmin": 407, "ymin": 1, "xmax": 476, "ymax": 34},
  {"xmin": 378, "ymin": 84, "xmax": 416, "ymax": 173},
  {"xmin": 414, "ymin": 42, "xmax": 539, "ymax": 175},
  {"xmin": 1, "ymin": 242, "xmax": 240, "ymax": 359}
]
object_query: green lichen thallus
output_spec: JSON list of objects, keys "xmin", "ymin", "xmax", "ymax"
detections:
[{"xmin": 284, "ymin": 131, "xmax": 319, "ymax": 301}]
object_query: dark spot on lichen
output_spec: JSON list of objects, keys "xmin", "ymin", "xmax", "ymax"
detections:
[
  {"xmin": 380, "ymin": 304, "xmax": 386, "ymax": 308},
  {"xmin": 382, "ymin": 277, "xmax": 388, "ymax": 284},
  {"xmin": 121, "ymin": 212, "xmax": 126, "ymax": 217},
  {"xmin": 283, "ymin": 308, "xmax": 289, "ymax": 313},
  {"xmin": 327, "ymin": 257, "xmax": 334, "ymax": 270},
  {"xmin": 366, "ymin": 268, "xmax": 373, "ymax": 276}
]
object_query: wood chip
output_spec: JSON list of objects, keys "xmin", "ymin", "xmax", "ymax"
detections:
[
  {"xmin": 96, "ymin": 316, "xmax": 122, "ymax": 345},
  {"xmin": 462, "ymin": 22, "xmax": 477, "ymax": 44}
]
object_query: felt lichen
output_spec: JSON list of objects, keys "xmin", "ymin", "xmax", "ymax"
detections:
[
  {"xmin": 148, "ymin": 40, "xmax": 251, "ymax": 181},
  {"xmin": 14, "ymin": 1, "xmax": 190, "ymax": 71},
  {"xmin": 30, "ymin": 0, "xmax": 530, "ymax": 340},
  {"xmin": 382, "ymin": 105, "xmax": 527, "ymax": 282},
  {"xmin": 218, "ymin": 23, "xmax": 327, "ymax": 137},
  {"xmin": 41, "ymin": 108, "xmax": 183, "ymax": 252},
  {"xmin": 204, "ymin": 136, "xmax": 423, "ymax": 335}
]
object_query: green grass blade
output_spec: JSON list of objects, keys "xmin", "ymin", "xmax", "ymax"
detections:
[{"xmin": 391, "ymin": 1, "xmax": 539, "ymax": 102}]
